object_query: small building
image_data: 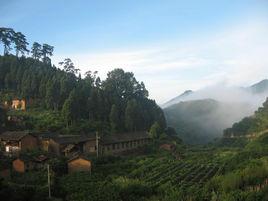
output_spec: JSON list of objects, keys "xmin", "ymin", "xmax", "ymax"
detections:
[
  {"xmin": 67, "ymin": 155, "xmax": 91, "ymax": 173},
  {"xmin": 0, "ymin": 131, "xmax": 38, "ymax": 156},
  {"xmin": 37, "ymin": 132, "xmax": 57, "ymax": 152},
  {"xmin": 12, "ymin": 155, "xmax": 48, "ymax": 173},
  {"xmin": 46, "ymin": 132, "xmax": 151, "ymax": 156},
  {"xmin": 101, "ymin": 131, "xmax": 152, "ymax": 155},
  {"xmin": 11, "ymin": 99, "xmax": 26, "ymax": 110},
  {"xmin": 48, "ymin": 135, "xmax": 90, "ymax": 156},
  {"xmin": 160, "ymin": 143, "xmax": 176, "ymax": 151}
]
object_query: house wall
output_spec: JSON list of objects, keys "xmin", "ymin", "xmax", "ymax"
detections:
[
  {"xmin": 11, "ymin": 100, "xmax": 26, "ymax": 110},
  {"xmin": 68, "ymin": 158, "xmax": 91, "ymax": 173},
  {"xmin": 48, "ymin": 139, "xmax": 61, "ymax": 155},
  {"xmin": 83, "ymin": 140, "xmax": 96, "ymax": 154},
  {"xmin": 102, "ymin": 138, "xmax": 151, "ymax": 155},
  {"xmin": 13, "ymin": 159, "xmax": 25, "ymax": 173},
  {"xmin": 20, "ymin": 135, "xmax": 38, "ymax": 151},
  {"xmin": 40, "ymin": 139, "xmax": 50, "ymax": 152}
]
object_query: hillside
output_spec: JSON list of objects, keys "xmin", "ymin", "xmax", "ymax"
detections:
[
  {"xmin": 162, "ymin": 90, "xmax": 193, "ymax": 108},
  {"xmin": 164, "ymin": 99, "xmax": 253, "ymax": 144},
  {"xmin": 249, "ymin": 79, "xmax": 268, "ymax": 94},
  {"xmin": 224, "ymin": 98, "xmax": 268, "ymax": 137},
  {"xmin": 163, "ymin": 79, "xmax": 268, "ymax": 108},
  {"xmin": 0, "ymin": 54, "xmax": 166, "ymax": 135},
  {"xmin": 163, "ymin": 80, "xmax": 268, "ymax": 144}
]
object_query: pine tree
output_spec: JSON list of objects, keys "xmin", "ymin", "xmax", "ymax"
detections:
[
  {"xmin": 31, "ymin": 42, "xmax": 42, "ymax": 60},
  {"xmin": 42, "ymin": 44, "xmax": 54, "ymax": 64},
  {"xmin": 0, "ymin": 27, "xmax": 15, "ymax": 55},
  {"xmin": 13, "ymin": 32, "xmax": 29, "ymax": 57}
]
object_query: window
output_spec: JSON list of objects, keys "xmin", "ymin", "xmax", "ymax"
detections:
[{"xmin": 112, "ymin": 144, "xmax": 115, "ymax": 150}]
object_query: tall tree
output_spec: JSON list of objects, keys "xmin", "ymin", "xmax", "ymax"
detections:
[
  {"xmin": 84, "ymin": 70, "xmax": 98, "ymax": 86},
  {"xmin": 31, "ymin": 42, "xmax": 42, "ymax": 60},
  {"xmin": 62, "ymin": 90, "xmax": 78, "ymax": 127},
  {"xmin": 125, "ymin": 99, "xmax": 140, "ymax": 132},
  {"xmin": 149, "ymin": 122, "xmax": 162, "ymax": 139},
  {"xmin": 46, "ymin": 77, "xmax": 60, "ymax": 110},
  {"xmin": 59, "ymin": 58, "xmax": 80, "ymax": 75},
  {"xmin": 109, "ymin": 104, "xmax": 120, "ymax": 133},
  {"xmin": 42, "ymin": 44, "xmax": 54, "ymax": 64},
  {"xmin": 13, "ymin": 32, "xmax": 29, "ymax": 57},
  {"xmin": 0, "ymin": 27, "xmax": 15, "ymax": 55}
]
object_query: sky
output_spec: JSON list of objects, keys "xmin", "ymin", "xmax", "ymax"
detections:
[{"xmin": 1, "ymin": 0, "xmax": 268, "ymax": 104}]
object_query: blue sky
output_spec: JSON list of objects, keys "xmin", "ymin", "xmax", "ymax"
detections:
[{"xmin": 1, "ymin": 0, "xmax": 268, "ymax": 103}]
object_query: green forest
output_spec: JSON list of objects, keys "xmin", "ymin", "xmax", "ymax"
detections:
[
  {"xmin": 1, "ymin": 27, "xmax": 268, "ymax": 201},
  {"xmin": 0, "ymin": 27, "xmax": 166, "ymax": 136}
]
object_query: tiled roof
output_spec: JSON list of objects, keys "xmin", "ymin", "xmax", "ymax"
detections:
[
  {"xmin": 102, "ymin": 131, "xmax": 151, "ymax": 144},
  {"xmin": 0, "ymin": 131, "xmax": 33, "ymax": 141},
  {"xmin": 67, "ymin": 154, "xmax": 91, "ymax": 162},
  {"xmin": 51, "ymin": 135, "xmax": 91, "ymax": 145}
]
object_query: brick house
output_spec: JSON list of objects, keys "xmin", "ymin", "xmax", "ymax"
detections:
[
  {"xmin": 67, "ymin": 155, "xmax": 91, "ymax": 173},
  {"xmin": 11, "ymin": 99, "xmax": 26, "ymax": 110},
  {"xmin": 48, "ymin": 135, "xmax": 91, "ymax": 156},
  {"xmin": 13, "ymin": 155, "xmax": 48, "ymax": 173},
  {"xmin": 100, "ymin": 131, "xmax": 152, "ymax": 155},
  {"xmin": 45, "ymin": 132, "xmax": 151, "ymax": 156},
  {"xmin": 0, "ymin": 131, "xmax": 38, "ymax": 156}
]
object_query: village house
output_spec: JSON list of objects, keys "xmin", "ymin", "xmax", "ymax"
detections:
[
  {"xmin": 37, "ymin": 132, "xmax": 58, "ymax": 152},
  {"xmin": 48, "ymin": 135, "xmax": 91, "ymax": 156},
  {"xmin": 11, "ymin": 99, "xmax": 26, "ymax": 110},
  {"xmin": 12, "ymin": 155, "xmax": 48, "ymax": 173},
  {"xmin": 100, "ymin": 131, "xmax": 152, "ymax": 155},
  {"xmin": 0, "ymin": 131, "xmax": 38, "ymax": 156},
  {"xmin": 67, "ymin": 155, "xmax": 91, "ymax": 173}
]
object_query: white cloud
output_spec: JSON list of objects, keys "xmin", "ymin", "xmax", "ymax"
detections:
[{"xmin": 53, "ymin": 17, "xmax": 268, "ymax": 104}]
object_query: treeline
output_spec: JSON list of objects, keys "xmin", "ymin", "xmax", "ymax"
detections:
[
  {"xmin": 0, "ymin": 27, "xmax": 166, "ymax": 134},
  {"xmin": 0, "ymin": 27, "xmax": 54, "ymax": 64},
  {"xmin": 0, "ymin": 55, "xmax": 166, "ymax": 134},
  {"xmin": 224, "ymin": 98, "xmax": 268, "ymax": 137}
]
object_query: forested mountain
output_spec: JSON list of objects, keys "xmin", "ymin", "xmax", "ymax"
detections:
[
  {"xmin": 164, "ymin": 99, "xmax": 253, "ymax": 144},
  {"xmin": 162, "ymin": 90, "xmax": 193, "ymax": 108},
  {"xmin": 0, "ymin": 55, "xmax": 166, "ymax": 134},
  {"xmin": 249, "ymin": 79, "xmax": 268, "ymax": 94},
  {"xmin": 224, "ymin": 98, "xmax": 268, "ymax": 137},
  {"xmin": 163, "ymin": 80, "xmax": 268, "ymax": 144},
  {"xmin": 163, "ymin": 79, "xmax": 268, "ymax": 109},
  {"xmin": 0, "ymin": 27, "xmax": 166, "ymax": 135}
]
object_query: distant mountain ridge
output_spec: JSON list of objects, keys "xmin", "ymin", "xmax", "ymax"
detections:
[
  {"xmin": 163, "ymin": 79, "xmax": 268, "ymax": 108},
  {"xmin": 163, "ymin": 79, "xmax": 268, "ymax": 144},
  {"xmin": 249, "ymin": 79, "xmax": 268, "ymax": 94},
  {"xmin": 164, "ymin": 99, "xmax": 252, "ymax": 144},
  {"xmin": 162, "ymin": 90, "xmax": 193, "ymax": 108}
]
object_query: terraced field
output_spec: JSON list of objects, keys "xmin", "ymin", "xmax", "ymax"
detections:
[{"xmin": 130, "ymin": 157, "xmax": 224, "ymax": 189}]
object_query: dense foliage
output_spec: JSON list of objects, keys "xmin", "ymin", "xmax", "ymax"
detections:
[
  {"xmin": 163, "ymin": 99, "xmax": 249, "ymax": 144},
  {"xmin": 0, "ymin": 29, "xmax": 166, "ymax": 134}
]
